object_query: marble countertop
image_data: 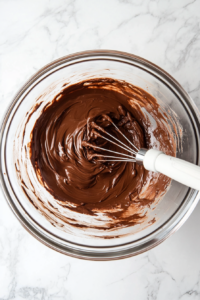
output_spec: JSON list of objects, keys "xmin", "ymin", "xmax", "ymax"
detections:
[{"xmin": 1, "ymin": 0, "xmax": 200, "ymax": 299}]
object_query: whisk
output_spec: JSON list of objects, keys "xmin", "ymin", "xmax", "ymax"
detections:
[{"xmin": 83, "ymin": 118, "xmax": 200, "ymax": 190}]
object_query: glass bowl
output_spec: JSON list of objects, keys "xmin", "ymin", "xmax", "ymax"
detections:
[{"xmin": 0, "ymin": 50, "xmax": 200, "ymax": 260}]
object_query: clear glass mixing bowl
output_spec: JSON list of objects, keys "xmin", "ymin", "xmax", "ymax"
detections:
[{"xmin": 0, "ymin": 50, "xmax": 200, "ymax": 260}]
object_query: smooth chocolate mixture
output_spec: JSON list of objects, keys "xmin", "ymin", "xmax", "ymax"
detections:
[{"xmin": 30, "ymin": 79, "xmax": 175, "ymax": 230}]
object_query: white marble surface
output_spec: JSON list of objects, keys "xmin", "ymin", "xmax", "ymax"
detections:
[{"xmin": 1, "ymin": 0, "xmax": 200, "ymax": 299}]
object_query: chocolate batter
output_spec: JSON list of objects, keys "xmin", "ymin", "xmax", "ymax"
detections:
[{"xmin": 29, "ymin": 79, "xmax": 175, "ymax": 230}]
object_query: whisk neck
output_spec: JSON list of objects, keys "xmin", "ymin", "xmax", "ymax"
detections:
[{"xmin": 135, "ymin": 148, "xmax": 148, "ymax": 165}]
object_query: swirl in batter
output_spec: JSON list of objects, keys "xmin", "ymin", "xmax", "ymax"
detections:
[{"xmin": 27, "ymin": 79, "xmax": 176, "ymax": 231}]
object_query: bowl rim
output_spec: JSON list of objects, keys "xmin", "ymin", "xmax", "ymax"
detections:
[{"xmin": 1, "ymin": 49, "xmax": 200, "ymax": 260}]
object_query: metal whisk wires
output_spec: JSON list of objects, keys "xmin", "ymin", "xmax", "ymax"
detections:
[{"xmin": 82, "ymin": 116, "xmax": 139, "ymax": 163}]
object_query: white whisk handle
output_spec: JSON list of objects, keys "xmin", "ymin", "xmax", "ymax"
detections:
[{"xmin": 143, "ymin": 149, "xmax": 200, "ymax": 190}]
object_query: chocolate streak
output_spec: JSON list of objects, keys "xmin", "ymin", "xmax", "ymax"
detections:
[{"xmin": 30, "ymin": 79, "xmax": 175, "ymax": 230}]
